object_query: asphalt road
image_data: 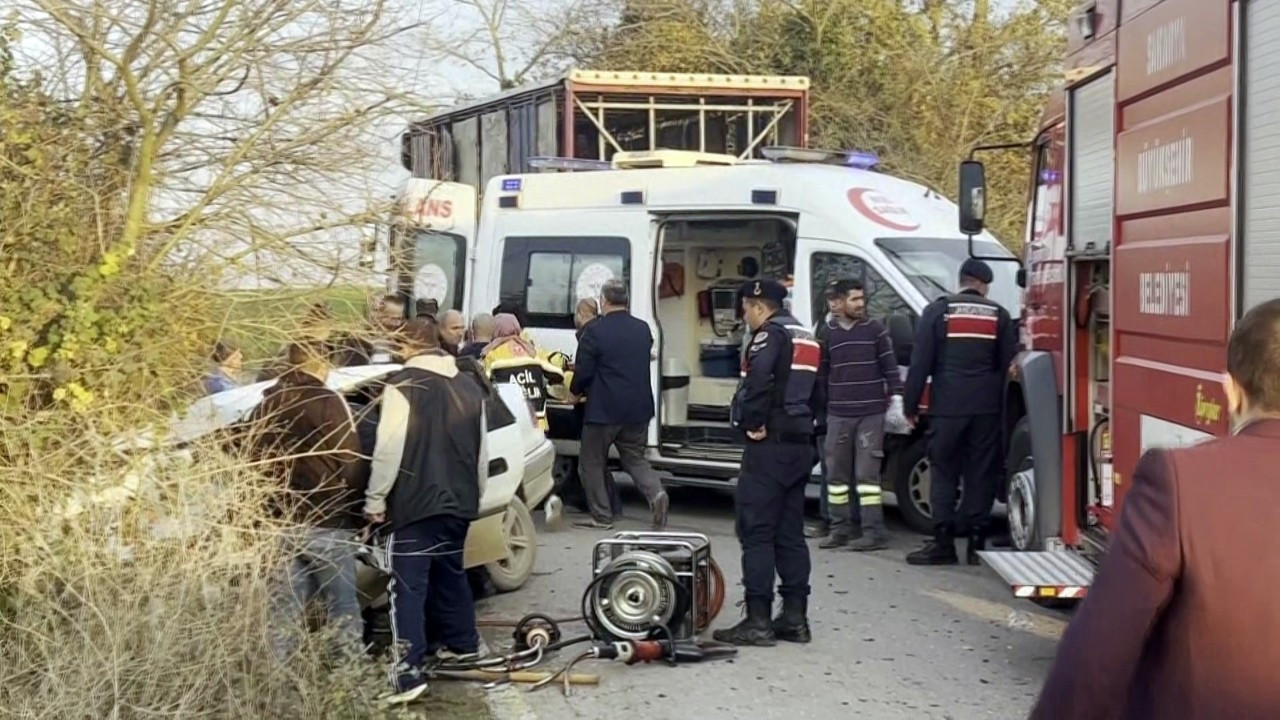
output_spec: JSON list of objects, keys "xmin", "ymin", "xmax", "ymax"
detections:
[{"xmin": 475, "ymin": 484, "xmax": 1068, "ymax": 720}]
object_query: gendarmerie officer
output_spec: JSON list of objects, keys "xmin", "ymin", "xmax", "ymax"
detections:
[
  {"xmin": 903, "ymin": 259, "xmax": 1017, "ymax": 566},
  {"xmin": 713, "ymin": 279, "xmax": 821, "ymax": 647}
]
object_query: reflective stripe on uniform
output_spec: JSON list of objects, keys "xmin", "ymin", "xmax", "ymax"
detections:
[
  {"xmin": 857, "ymin": 484, "xmax": 882, "ymax": 506},
  {"xmin": 828, "ymin": 483, "xmax": 851, "ymax": 505}
]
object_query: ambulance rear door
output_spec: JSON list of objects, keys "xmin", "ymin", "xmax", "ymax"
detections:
[{"xmin": 395, "ymin": 179, "xmax": 478, "ymax": 315}]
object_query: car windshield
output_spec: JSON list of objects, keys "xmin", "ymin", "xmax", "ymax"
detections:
[{"xmin": 874, "ymin": 237, "xmax": 1021, "ymax": 319}]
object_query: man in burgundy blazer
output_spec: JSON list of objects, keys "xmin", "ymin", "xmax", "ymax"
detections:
[{"xmin": 1031, "ymin": 298, "xmax": 1280, "ymax": 719}]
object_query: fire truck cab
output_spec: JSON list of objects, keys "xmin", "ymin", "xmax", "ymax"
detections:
[{"xmin": 961, "ymin": 0, "xmax": 1277, "ymax": 602}]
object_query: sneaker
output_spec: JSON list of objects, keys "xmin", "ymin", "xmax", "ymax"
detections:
[
  {"xmin": 572, "ymin": 518, "xmax": 615, "ymax": 531},
  {"xmin": 544, "ymin": 495, "xmax": 565, "ymax": 530},
  {"xmin": 436, "ymin": 647, "xmax": 485, "ymax": 663},
  {"xmin": 382, "ymin": 669, "xmax": 429, "ymax": 706},
  {"xmin": 818, "ymin": 533, "xmax": 849, "ymax": 550},
  {"xmin": 651, "ymin": 491, "xmax": 670, "ymax": 530},
  {"xmin": 846, "ymin": 534, "xmax": 889, "ymax": 552},
  {"xmin": 804, "ymin": 522, "xmax": 831, "ymax": 539}
]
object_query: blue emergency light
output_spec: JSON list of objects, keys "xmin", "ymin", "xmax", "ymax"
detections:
[{"xmin": 761, "ymin": 146, "xmax": 879, "ymax": 170}]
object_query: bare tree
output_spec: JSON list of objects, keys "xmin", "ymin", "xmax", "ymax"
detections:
[
  {"xmin": 2, "ymin": 0, "xmax": 432, "ymax": 410},
  {"xmin": 421, "ymin": 0, "xmax": 594, "ymax": 91}
]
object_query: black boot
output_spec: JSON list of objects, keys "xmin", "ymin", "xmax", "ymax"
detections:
[
  {"xmin": 966, "ymin": 528, "xmax": 987, "ymax": 566},
  {"xmin": 712, "ymin": 598, "xmax": 777, "ymax": 647},
  {"xmin": 906, "ymin": 530, "xmax": 958, "ymax": 566},
  {"xmin": 771, "ymin": 595, "xmax": 811, "ymax": 644}
]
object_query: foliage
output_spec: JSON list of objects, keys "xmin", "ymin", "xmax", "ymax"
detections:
[
  {"xmin": 0, "ymin": 2, "xmax": 413, "ymax": 715},
  {"xmin": 562, "ymin": 0, "xmax": 1073, "ymax": 250}
]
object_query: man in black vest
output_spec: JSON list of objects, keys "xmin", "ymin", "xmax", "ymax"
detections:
[
  {"xmin": 903, "ymin": 259, "xmax": 1017, "ymax": 566},
  {"xmin": 364, "ymin": 317, "xmax": 486, "ymax": 704},
  {"xmin": 713, "ymin": 279, "xmax": 821, "ymax": 648}
]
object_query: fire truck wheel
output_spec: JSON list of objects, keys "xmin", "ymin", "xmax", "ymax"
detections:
[
  {"xmin": 1005, "ymin": 417, "xmax": 1037, "ymax": 551},
  {"xmin": 890, "ymin": 436, "xmax": 960, "ymax": 535}
]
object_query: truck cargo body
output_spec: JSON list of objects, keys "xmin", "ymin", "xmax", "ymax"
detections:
[
  {"xmin": 979, "ymin": 0, "xmax": 1274, "ymax": 602},
  {"xmin": 400, "ymin": 70, "xmax": 810, "ymax": 191}
]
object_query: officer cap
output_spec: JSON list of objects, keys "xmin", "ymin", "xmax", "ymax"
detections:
[
  {"xmin": 959, "ymin": 258, "xmax": 994, "ymax": 284},
  {"xmin": 740, "ymin": 278, "xmax": 789, "ymax": 304}
]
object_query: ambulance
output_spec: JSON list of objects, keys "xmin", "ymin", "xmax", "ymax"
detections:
[{"xmin": 388, "ymin": 148, "xmax": 1020, "ymax": 533}]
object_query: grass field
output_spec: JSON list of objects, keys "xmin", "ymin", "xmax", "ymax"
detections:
[{"xmin": 213, "ymin": 284, "xmax": 374, "ymax": 363}]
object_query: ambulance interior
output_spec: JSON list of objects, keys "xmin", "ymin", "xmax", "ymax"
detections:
[{"xmin": 654, "ymin": 216, "xmax": 796, "ymax": 459}]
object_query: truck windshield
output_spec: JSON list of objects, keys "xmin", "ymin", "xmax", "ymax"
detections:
[{"xmin": 874, "ymin": 237, "xmax": 1021, "ymax": 318}]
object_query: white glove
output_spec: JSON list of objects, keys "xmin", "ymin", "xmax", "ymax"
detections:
[{"xmin": 884, "ymin": 395, "xmax": 911, "ymax": 435}]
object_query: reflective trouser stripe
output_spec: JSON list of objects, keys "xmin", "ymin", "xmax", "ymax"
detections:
[
  {"xmin": 828, "ymin": 484, "xmax": 851, "ymax": 505},
  {"xmin": 857, "ymin": 484, "xmax": 882, "ymax": 506}
]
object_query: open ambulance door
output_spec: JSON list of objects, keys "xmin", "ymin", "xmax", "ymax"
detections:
[{"xmin": 392, "ymin": 179, "xmax": 478, "ymax": 316}]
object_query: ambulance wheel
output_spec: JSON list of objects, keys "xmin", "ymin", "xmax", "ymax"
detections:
[
  {"xmin": 891, "ymin": 437, "xmax": 936, "ymax": 535},
  {"xmin": 1005, "ymin": 417, "xmax": 1037, "ymax": 552}
]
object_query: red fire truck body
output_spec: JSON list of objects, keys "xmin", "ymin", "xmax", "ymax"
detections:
[{"xmin": 975, "ymin": 0, "xmax": 1277, "ymax": 600}]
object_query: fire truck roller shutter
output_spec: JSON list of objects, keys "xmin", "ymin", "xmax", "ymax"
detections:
[
  {"xmin": 1009, "ymin": 351, "xmax": 1063, "ymax": 550},
  {"xmin": 1242, "ymin": 0, "xmax": 1280, "ymax": 313},
  {"xmin": 1069, "ymin": 71, "xmax": 1115, "ymax": 253}
]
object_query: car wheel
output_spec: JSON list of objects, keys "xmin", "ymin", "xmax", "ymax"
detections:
[
  {"xmin": 890, "ymin": 436, "xmax": 963, "ymax": 535},
  {"xmin": 485, "ymin": 495, "xmax": 537, "ymax": 593}
]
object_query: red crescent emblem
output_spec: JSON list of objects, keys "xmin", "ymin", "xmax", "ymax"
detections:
[{"xmin": 847, "ymin": 187, "xmax": 921, "ymax": 232}]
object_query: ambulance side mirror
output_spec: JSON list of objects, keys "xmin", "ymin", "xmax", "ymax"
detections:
[
  {"xmin": 887, "ymin": 313, "xmax": 915, "ymax": 366},
  {"xmin": 958, "ymin": 160, "xmax": 987, "ymax": 236}
]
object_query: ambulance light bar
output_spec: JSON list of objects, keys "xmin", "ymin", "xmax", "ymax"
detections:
[
  {"xmin": 528, "ymin": 156, "xmax": 612, "ymax": 171},
  {"xmin": 761, "ymin": 146, "xmax": 880, "ymax": 170}
]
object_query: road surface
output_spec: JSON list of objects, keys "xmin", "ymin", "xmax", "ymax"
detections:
[{"xmin": 475, "ymin": 485, "xmax": 1066, "ymax": 720}]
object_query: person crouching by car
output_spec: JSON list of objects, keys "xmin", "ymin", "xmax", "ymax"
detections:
[
  {"xmin": 247, "ymin": 341, "xmax": 368, "ymax": 661},
  {"xmin": 364, "ymin": 317, "xmax": 486, "ymax": 704}
]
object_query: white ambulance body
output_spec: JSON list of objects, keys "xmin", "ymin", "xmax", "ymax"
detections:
[{"xmin": 396, "ymin": 149, "xmax": 1019, "ymax": 533}]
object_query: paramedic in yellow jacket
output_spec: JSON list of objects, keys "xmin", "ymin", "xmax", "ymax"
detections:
[{"xmin": 482, "ymin": 313, "xmax": 567, "ymax": 430}]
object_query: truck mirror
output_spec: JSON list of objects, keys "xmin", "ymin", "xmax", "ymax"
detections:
[
  {"xmin": 887, "ymin": 313, "xmax": 914, "ymax": 366},
  {"xmin": 1016, "ymin": 267, "xmax": 1027, "ymax": 288},
  {"xmin": 958, "ymin": 160, "xmax": 987, "ymax": 236}
]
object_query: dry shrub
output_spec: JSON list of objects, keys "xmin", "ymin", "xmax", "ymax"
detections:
[{"xmin": 0, "ymin": 411, "xmax": 410, "ymax": 719}]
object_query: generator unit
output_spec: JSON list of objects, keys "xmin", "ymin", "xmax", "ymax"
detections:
[{"xmin": 585, "ymin": 531, "xmax": 723, "ymax": 644}]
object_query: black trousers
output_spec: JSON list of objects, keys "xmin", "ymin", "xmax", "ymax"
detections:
[
  {"xmin": 579, "ymin": 423, "xmax": 663, "ymax": 523},
  {"xmin": 736, "ymin": 440, "xmax": 812, "ymax": 603},
  {"xmin": 927, "ymin": 414, "xmax": 1002, "ymax": 535},
  {"xmin": 386, "ymin": 516, "xmax": 477, "ymax": 672}
]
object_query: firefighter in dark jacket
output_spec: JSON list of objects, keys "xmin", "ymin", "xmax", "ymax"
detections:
[
  {"xmin": 248, "ymin": 341, "xmax": 368, "ymax": 660},
  {"xmin": 363, "ymin": 317, "xmax": 487, "ymax": 704},
  {"xmin": 903, "ymin": 259, "xmax": 1017, "ymax": 566},
  {"xmin": 713, "ymin": 279, "xmax": 821, "ymax": 648}
]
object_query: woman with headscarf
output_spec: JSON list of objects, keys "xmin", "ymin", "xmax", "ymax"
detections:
[{"xmin": 481, "ymin": 314, "xmax": 566, "ymax": 431}]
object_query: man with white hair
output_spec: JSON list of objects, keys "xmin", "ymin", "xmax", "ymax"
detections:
[{"xmin": 460, "ymin": 313, "xmax": 494, "ymax": 359}]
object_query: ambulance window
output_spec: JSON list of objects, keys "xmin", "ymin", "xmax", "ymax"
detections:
[
  {"xmin": 391, "ymin": 228, "xmax": 466, "ymax": 312},
  {"xmin": 810, "ymin": 252, "xmax": 913, "ymax": 326},
  {"xmin": 499, "ymin": 236, "xmax": 631, "ymax": 329}
]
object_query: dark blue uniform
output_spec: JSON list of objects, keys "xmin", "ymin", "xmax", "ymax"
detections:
[
  {"xmin": 714, "ymin": 280, "xmax": 821, "ymax": 647},
  {"xmin": 903, "ymin": 260, "xmax": 1017, "ymax": 564}
]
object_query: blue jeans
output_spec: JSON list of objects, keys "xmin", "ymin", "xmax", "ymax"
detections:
[{"xmin": 270, "ymin": 527, "xmax": 363, "ymax": 660}]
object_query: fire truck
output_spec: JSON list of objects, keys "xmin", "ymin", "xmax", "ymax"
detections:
[{"xmin": 956, "ymin": 0, "xmax": 1277, "ymax": 602}]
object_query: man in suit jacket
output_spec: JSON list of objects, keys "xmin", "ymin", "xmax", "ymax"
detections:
[
  {"xmin": 569, "ymin": 279, "xmax": 669, "ymax": 531},
  {"xmin": 1031, "ymin": 298, "xmax": 1280, "ymax": 720}
]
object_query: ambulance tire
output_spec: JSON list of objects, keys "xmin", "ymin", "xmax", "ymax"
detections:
[{"xmin": 890, "ymin": 436, "xmax": 942, "ymax": 536}]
